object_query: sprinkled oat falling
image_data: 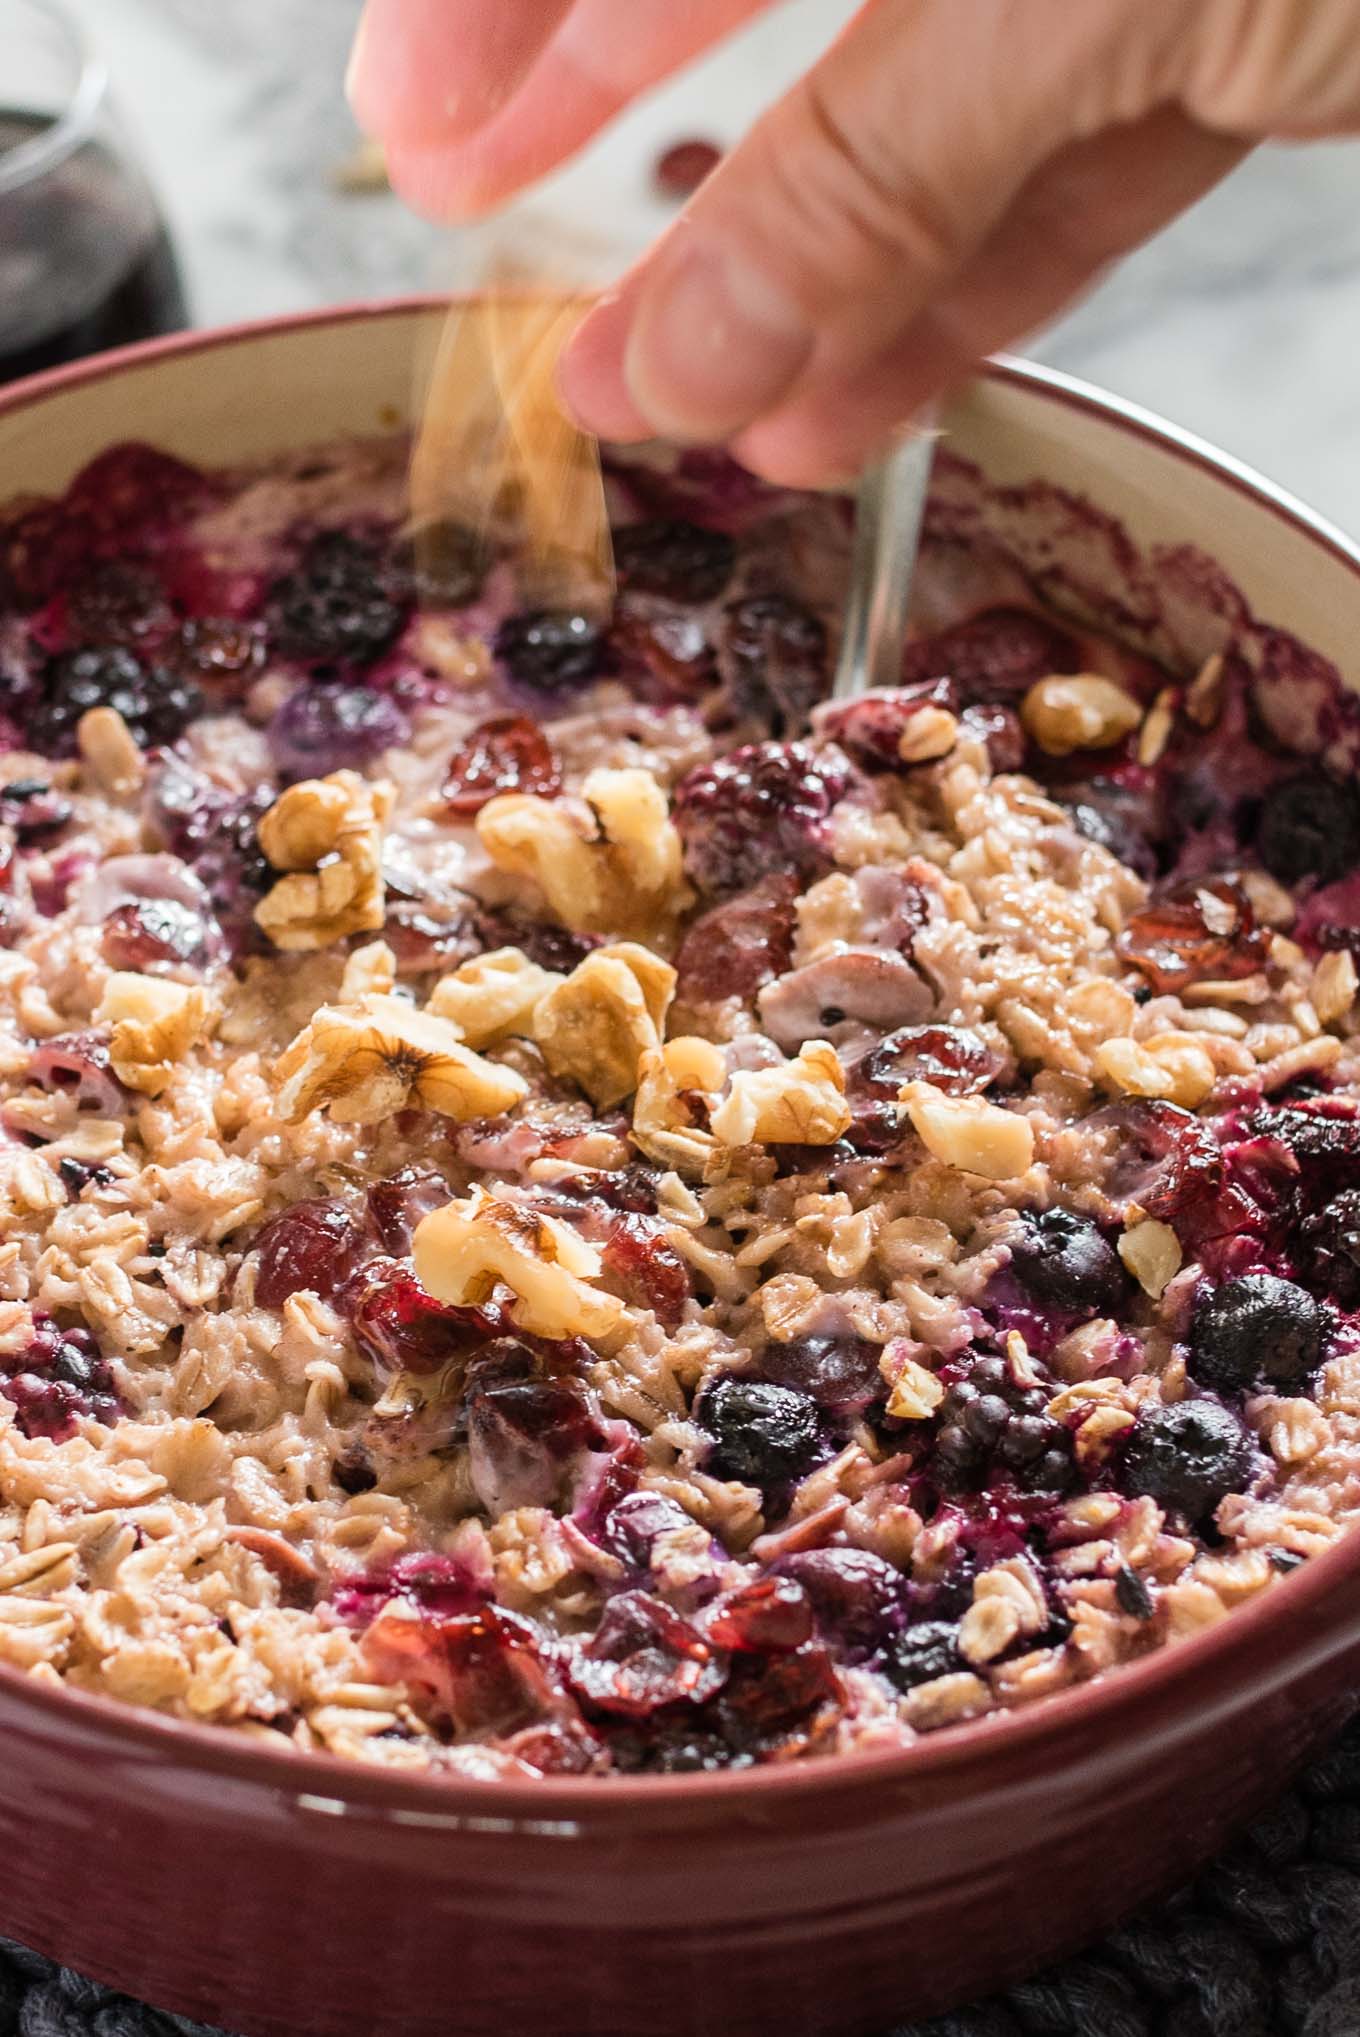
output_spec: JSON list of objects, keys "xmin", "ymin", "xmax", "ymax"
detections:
[{"xmin": 0, "ymin": 429, "xmax": 1355, "ymax": 1777}]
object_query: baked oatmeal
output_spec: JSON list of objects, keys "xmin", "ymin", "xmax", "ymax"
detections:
[{"xmin": 0, "ymin": 434, "xmax": 1356, "ymax": 1778}]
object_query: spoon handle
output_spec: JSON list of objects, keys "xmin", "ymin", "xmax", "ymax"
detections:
[{"xmin": 832, "ymin": 424, "xmax": 936, "ymax": 702}]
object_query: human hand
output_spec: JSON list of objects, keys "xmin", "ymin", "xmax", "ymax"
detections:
[{"xmin": 348, "ymin": 0, "xmax": 1360, "ymax": 483}]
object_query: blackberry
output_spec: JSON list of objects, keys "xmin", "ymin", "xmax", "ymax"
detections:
[
  {"xmin": 1300, "ymin": 1188, "xmax": 1360, "ymax": 1309},
  {"xmin": 1190, "ymin": 1273, "xmax": 1331, "ymax": 1393},
  {"xmin": 1119, "ymin": 1399, "xmax": 1256, "ymax": 1521},
  {"xmin": 718, "ymin": 592, "xmax": 828, "ymax": 733},
  {"xmin": 931, "ymin": 1353, "xmax": 1076, "ymax": 1496},
  {"xmin": 672, "ymin": 739, "xmax": 855, "ymax": 896},
  {"xmin": 1010, "ymin": 1207, "xmax": 1129, "ymax": 1315},
  {"xmin": 32, "ymin": 646, "xmax": 201, "ymax": 755},
  {"xmin": 1256, "ymin": 771, "xmax": 1360, "ymax": 886},
  {"xmin": 881, "ymin": 1619, "xmax": 962, "ymax": 1692},
  {"xmin": 1, "ymin": 1314, "xmax": 119, "ymax": 1440},
  {"xmin": 613, "ymin": 518, "xmax": 735, "ymax": 603},
  {"xmin": 65, "ymin": 558, "xmax": 173, "ymax": 648},
  {"xmin": 697, "ymin": 1376, "xmax": 821, "ymax": 1488},
  {"xmin": 494, "ymin": 608, "xmax": 604, "ymax": 691},
  {"xmin": 267, "ymin": 529, "xmax": 407, "ymax": 668}
]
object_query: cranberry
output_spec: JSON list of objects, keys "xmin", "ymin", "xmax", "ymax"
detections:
[
  {"xmin": 706, "ymin": 1576, "xmax": 813, "ymax": 1653},
  {"xmin": 267, "ymin": 530, "xmax": 408, "ymax": 668},
  {"xmin": 570, "ymin": 1591, "xmax": 726, "ymax": 1718},
  {"xmin": 2, "ymin": 1314, "xmax": 119, "ymax": 1440},
  {"xmin": 365, "ymin": 1166, "xmax": 451, "ymax": 1256},
  {"xmin": 849, "ymin": 1024, "xmax": 1000, "ymax": 1154},
  {"xmin": 331, "ymin": 1549, "xmax": 490, "ymax": 1628},
  {"xmin": 1256, "ymin": 772, "xmax": 1360, "ymax": 886},
  {"xmin": 653, "ymin": 138, "xmax": 723, "ymax": 199},
  {"xmin": 253, "ymin": 1198, "xmax": 365, "ymax": 1309},
  {"xmin": 959, "ymin": 702, "xmax": 1026, "ymax": 775},
  {"xmin": 465, "ymin": 1348, "xmax": 600, "ymax": 1512},
  {"xmin": 881, "ymin": 1618, "xmax": 963, "ymax": 1692},
  {"xmin": 717, "ymin": 1643, "xmax": 839, "ymax": 1744},
  {"xmin": 384, "ymin": 898, "xmax": 479, "ymax": 974},
  {"xmin": 26, "ymin": 1031, "xmax": 127, "ymax": 1114},
  {"xmin": 718, "ymin": 593, "xmax": 828, "ymax": 733},
  {"xmin": 33, "ymin": 646, "xmax": 201, "ymax": 756},
  {"xmin": 1010, "ymin": 1208, "xmax": 1128, "ymax": 1315},
  {"xmin": 267, "ymin": 682, "xmax": 409, "ymax": 779},
  {"xmin": 613, "ymin": 519, "xmax": 735, "ymax": 603},
  {"xmin": 65, "ymin": 560, "xmax": 174, "ymax": 650},
  {"xmin": 365, "ymin": 1602, "xmax": 559, "ymax": 1735},
  {"xmin": 549, "ymin": 1165, "xmax": 662, "ymax": 1217},
  {"xmin": 495, "ymin": 609, "xmax": 603, "ymax": 691},
  {"xmin": 345, "ymin": 1258, "xmax": 502, "ymax": 1374},
  {"xmin": 1119, "ymin": 1400, "xmax": 1257, "ymax": 1522},
  {"xmin": 697, "ymin": 1376, "xmax": 822, "ymax": 1489},
  {"xmin": 65, "ymin": 442, "xmax": 206, "ymax": 534},
  {"xmin": 672, "ymin": 739, "xmax": 854, "ymax": 896},
  {"xmin": 819, "ymin": 681, "xmax": 958, "ymax": 771},
  {"xmin": 599, "ymin": 1490, "xmax": 697, "ymax": 1570},
  {"xmin": 777, "ymin": 1548, "xmax": 905, "ymax": 1658},
  {"xmin": 599, "ymin": 1213, "xmax": 691, "ymax": 1326},
  {"xmin": 396, "ymin": 520, "xmax": 488, "ymax": 607},
  {"xmin": 176, "ymin": 617, "xmax": 266, "ymax": 687},
  {"xmin": 101, "ymin": 898, "xmax": 210, "ymax": 972},
  {"xmin": 472, "ymin": 908, "xmax": 600, "ymax": 974},
  {"xmin": 1101, "ymin": 1100, "xmax": 1266, "ymax": 1262},
  {"xmin": 760, "ymin": 1334, "xmax": 883, "ymax": 1412},
  {"xmin": 609, "ymin": 608, "xmax": 715, "ymax": 698},
  {"xmin": 901, "ymin": 605, "xmax": 1080, "ymax": 702},
  {"xmin": 1189, "ymin": 1274, "xmax": 1331, "ymax": 1393},
  {"xmin": 2, "ymin": 500, "xmax": 96, "ymax": 607},
  {"xmin": 0, "ymin": 780, "xmax": 72, "ymax": 841},
  {"xmin": 1300, "ymin": 1189, "xmax": 1360, "ymax": 1308},
  {"xmin": 673, "ymin": 874, "xmax": 798, "ymax": 1008},
  {"xmin": 443, "ymin": 714, "xmax": 561, "ymax": 815},
  {"xmin": 1117, "ymin": 878, "xmax": 1269, "ymax": 995}
]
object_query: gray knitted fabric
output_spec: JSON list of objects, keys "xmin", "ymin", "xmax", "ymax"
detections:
[{"xmin": 6, "ymin": 1711, "xmax": 1360, "ymax": 2037}]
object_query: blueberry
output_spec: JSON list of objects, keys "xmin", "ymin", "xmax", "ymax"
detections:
[
  {"xmin": 1256, "ymin": 772, "xmax": 1360, "ymax": 886},
  {"xmin": 1010, "ymin": 1207, "xmax": 1128, "ymax": 1315},
  {"xmin": 32, "ymin": 645, "xmax": 201, "ymax": 755},
  {"xmin": 1190, "ymin": 1273, "xmax": 1330, "ymax": 1393},
  {"xmin": 759, "ymin": 1333, "xmax": 883, "ymax": 1411},
  {"xmin": 495, "ymin": 609, "xmax": 603, "ymax": 690},
  {"xmin": 1119, "ymin": 1399, "xmax": 1257, "ymax": 1521},
  {"xmin": 698, "ymin": 1376, "xmax": 821, "ymax": 1487},
  {"xmin": 881, "ymin": 1619, "xmax": 962, "ymax": 1692},
  {"xmin": 1299, "ymin": 1189, "xmax": 1360, "ymax": 1310},
  {"xmin": 267, "ymin": 530, "xmax": 407, "ymax": 668},
  {"xmin": 613, "ymin": 519, "xmax": 735, "ymax": 603}
]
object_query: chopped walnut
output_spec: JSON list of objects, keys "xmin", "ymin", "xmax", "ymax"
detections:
[
  {"xmin": 1118, "ymin": 1219, "xmax": 1182, "ymax": 1299},
  {"xmin": 427, "ymin": 947, "xmax": 564, "ymax": 1049},
  {"xmin": 879, "ymin": 1345, "xmax": 945, "ymax": 1420},
  {"xmin": 1313, "ymin": 948, "xmax": 1358, "ymax": 1027},
  {"xmin": 1020, "ymin": 674, "xmax": 1142, "ymax": 756},
  {"xmin": 94, "ymin": 973, "xmax": 213, "ymax": 1096},
  {"xmin": 710, "ymin": 1040, "xmax": 850, "ymax": 1147},
  {"xmin": 275, "ymin": 992, "xmax": 527, "ymax": 1125},
  {"xmin": 255, "ymin": 770, "xmax": 393, "ymax": 952},
  {"xmin": 897, "ymin": 707, "xmax": 958, "ymax": 763},
  {"xmin": 1096, "ymin": 1033, "xmax": 1215, "ymax": 1110},
  {"xmin": 477, "ymin": 766, "xmax": 686, "ymax": 936},
  {"xmin": 630, "ymin": 1035, "xmax": 725, "ymax": 1179},
  {"xmin": 77, "ymin": 707, "xmax": 143, "ymax": 796},
  {"xmin": 413, "ymin": 1185, "xmax": 624, "ymax": 1340},
  {"xmin": 533, "ymin": 943, "xmax": 676, "ymax": 1108},
  {"xmin": 899, "ymin": 1081, "xmax": 1034, "ymax": 1180},
  {"xmin": 339, "ymin": 940, "xmax": 396, "ymax": 1004}
]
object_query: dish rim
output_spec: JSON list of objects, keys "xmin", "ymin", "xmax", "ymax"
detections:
[{"xmin": 0, "ymin": 297, "xmax": 1357, "ymax": 1820}]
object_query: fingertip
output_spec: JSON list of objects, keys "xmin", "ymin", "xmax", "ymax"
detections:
[
  {"xmin": 381, "ymin": 140, "xmax": 493, "ymax": 222},
  {"xmin": 558, "ymin": 293, "xmax": 654, "ymax": 441}
]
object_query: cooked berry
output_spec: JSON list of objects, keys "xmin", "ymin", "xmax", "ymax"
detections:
[
  {"xmin": 1119, "ymin": 1399, "xmax": 1257, "ymax": 1521},
  {"xmin": 176, "ymin": 616, "xmax": 266, "ymax": 686},
  {"xmin": 345, "ymin": 1257, "xmax": 504, "ymax": 1374},
  {"xmin": 65, "ymin": 559, "xmax": 174, "ymax": 649},
  {"xmin": 881, "ymin": 1619, "xmax": 962, "ymax": 1692},
  {"xmin": 598, "ymin": 1213, "xmax": 691, "ymax": 1326},
  {"xmin": 64, "ymin": 441, "xmax": 206, "ymax": 534},
  {"xmin": 1, "ymin": 1314, "xmax": 119, "ymax": 1440},
  {"xmin": 698, "ymin": 1376, "xmax": 822, "ymax": 1488},
  {"xmin": 101, "ymin": 898, "xmax": 211, "ymax": 972},
  {"xmin": 570, "ymin": 1590, "xmax": 726, "ymax": 1718},
  {"xmin": 32, "ymin": 645, "xmax": 201, "ymax": 754},
  {"xmin": 1062, "ymin": 779, "xmax": 1163, "ymax": 879},
  {"xmin": 363, "ymin": 1601, "xmax": 558, "ymax": 1737},
  {"xmin": 706, "ymin": 1576, "xmax": 813, "ymax": 1653},
  {"xmin": 718, "ymin": 592, "xmax": 828, "ymax": 732},
  {"xmin": 901, "ymin": 605, "xmax": 1080, "ymax": 701},
  {"xmin": 1256, "ymin": 771, "xmax": 1360, "ymax": 886},
  {"xmin": 331, "ymin": 1549, "xmax": 490, "ymax": 1628},
  {"xmin": 1011, "ymin": 1208, "xmax": 1128, "ymax": 1315},
  {"xmin": 267, "ymin": 682, "xmax": 408, "ymax": 778},
  {"xmin": 472, "ymin": 907, "xmax": 599, "ymax": 975},
  {"xmin": 1117, "ymin": 878, "xmax": 1270, "ymax": 995},
  {"xmin": 252, "ymin": 1198, "xmax": 365, "ymax": 1309},
  {"xmin": 673, "ymin": 874, "xmax": 798, "ymax": 1007},
  {"xmin": 1300, "ymin": 1189, "xmax": 1360, "ymax": 1309},
  {"xmin": 398, "ymin": 519, "xmax": 488, "ymax": 607},
  {"xmin": 777, "ymin": 1548, "xmax": 904, "ymax": 1657},
  {"xmin": 495, "ymin": 609, "xmax": 603, "ymax": 691},
  {"xmin": 27, "ymin": 1031, "xmax": 127, "ymax": 1113},
  {"xmin": 614, "ymin": 519, "xmax": 735, "ymax": 603},
  {"xmin": 760, "ymin": 1334, "xmax": 883, "ymax": 1412},
  {"xmin": 931, "ymin": 1354, "xmax": 1076, "ymax": 1496},
  {"xmin": 672, "ymin": 739, "xmax": 854, "ymax": 895},
  {"xmin": 57, "ymin": 1157, "xmax": 113, "ymax": 1199},
  {"xmin": 1190, "ymin": 1273, "xmax": 1331, "ymax": 1392},
  {"xmin": 0, "ymin": 779, "xmax": 72, "ymax": 840},
  {"xmin": 267, "ymin": 530, "xmax": 408, "ymax": 668},
  {"xmin": 444, "ymin": 713, "xmax": 561, "ymax": 815},
  {"xmin": 154, "ymin": 773, "xmax": 273, "ymax": 931},
  {"xmin": 365, "ymin": 1167, "xmax": 451, "ymax": 1257},
  {"xmin": 609, "ymin": 607, "xmax": 714, "ymax": 697},
  {"xmin": 653, "ymin": 138, "xmax": 723, "ymax": 199},
  {"xmin": 819, "ymin": 680, "xmax": 958, "ymax": 770}
]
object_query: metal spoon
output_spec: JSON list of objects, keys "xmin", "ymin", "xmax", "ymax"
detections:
[{"xmin": 832, "ymin": 423, "xmax": 937, "ymax": 701}]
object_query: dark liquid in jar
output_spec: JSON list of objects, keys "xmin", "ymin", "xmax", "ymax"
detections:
[{"xmin": 0, "ymin": 108, "xmax": 188, "ymax": 385}]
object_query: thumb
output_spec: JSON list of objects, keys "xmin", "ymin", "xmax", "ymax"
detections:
[{"xmin": 593, "ymin": 0, "xmax": 1178, "ymax": 443}]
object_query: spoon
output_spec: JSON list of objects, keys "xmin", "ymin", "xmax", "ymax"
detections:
[{"xmin": 832, "ymin": 422, "xmax": 937, "ymax": 701}]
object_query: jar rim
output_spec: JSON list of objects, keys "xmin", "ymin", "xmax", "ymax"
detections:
[{"xmin": 0, "ymin": 0, "xmax": 109, "ymax": 199}]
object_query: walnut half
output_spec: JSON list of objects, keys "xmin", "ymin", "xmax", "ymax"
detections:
[
  {"xmin": 255, "ymin": 770, "xmax": 394, "ymax": 953},
  {"xmin": 477, "ymin": 766, "xmax": 687, "ymax": 938},
  {"xmin": 275, "ymin": 993, "xmax": 527, "ymax": 1125},
  {"xmin": 95, "ymin": 973, "xmax": 213, "ymax": 1096},
  {"xmin": 533, "ymin": 942, "xmax": 676, "ymax": 1107},
  {"xmin": 413, "ymin": 1186, "xmax": 624, "ymax": 1340}
]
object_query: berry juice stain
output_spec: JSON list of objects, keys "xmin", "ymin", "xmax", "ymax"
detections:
[{"xmin": 0, "ymin": 109, "xmax": 187, "ymax": 384}]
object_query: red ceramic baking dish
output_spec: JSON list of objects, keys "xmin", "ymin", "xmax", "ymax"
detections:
[{"xmin": 0, "ymin": 302, "xmax": 1358, "ymax": 2037}]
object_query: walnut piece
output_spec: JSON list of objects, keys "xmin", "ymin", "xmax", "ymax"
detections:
[
  {"xmin": 427, "ymin": 947, "xmax": 564, "ymax": 1049},
  {"xmin": 255, "ymin": 770, "xmax": 394, "ymax": 953},
  {"xmin": 710, "ymin": 1040, "xmax": 850, "ymax": 1148},
  {"xmin": 77, "ymin": 707, "xmax": 143, "ymax": 796},
  {"xmin": 413, "ymin": 1186, "xmax": 624, "ymax": 1340},
  {"xmin": 900, "ymin": 1081, "xmax": 1034, "ymax": 1180},
  {"xmin": 880, "ymin": 1345, "xmax": 945, "ymax": 1420},
  {"xmin": 275, "ymin": 992, "xmax": 527, "ymax": 1125},
  {"xmin": 533, "ymin": 943, "xmax": 676, "ymax": 1108},
  {"xmin": 1118, "ymin": 1219, "xmax": 1182, "ymax": 1299},
  {"xmin": 1020, "ymin": 675, "xmax": 1142, "ymax": 756},
  {"xmin": 339, "ymin": 940, "xmax": 396, "ymax": 1004},
  {"xmin": 95, "ymin": 973, "xmax": 213, "ymax": 1096},
  {"xmin": 630, "ymin": 1036, "xmax": 725, "ymax": 1179},
  {"xmin": 477, "ymin": 766, "xmax": 686, "ymax": 937},
  {"xmin": 1096, "ymin": 1033, "xmax": 1215, "ymax": 1110}
]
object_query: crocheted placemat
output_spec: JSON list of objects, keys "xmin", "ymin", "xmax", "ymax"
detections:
[{"xmin": 7, "ymin": 1711, "xmax": 1360, "ymax": 2037}]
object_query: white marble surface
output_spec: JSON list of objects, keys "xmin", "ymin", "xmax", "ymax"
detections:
[{"xmin": 64, "ymin": 0, "xmax": 1360, "ymax": 535}]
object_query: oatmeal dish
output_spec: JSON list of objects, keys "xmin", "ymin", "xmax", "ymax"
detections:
[{"xmin": 0, "ymin": 435, "xmax": 1356, "ymax": 1781}]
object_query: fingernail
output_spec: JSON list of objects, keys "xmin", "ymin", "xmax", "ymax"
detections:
[{"xmin": 624, "ymin": 244, "xmax": 812, "ymax": 441}]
